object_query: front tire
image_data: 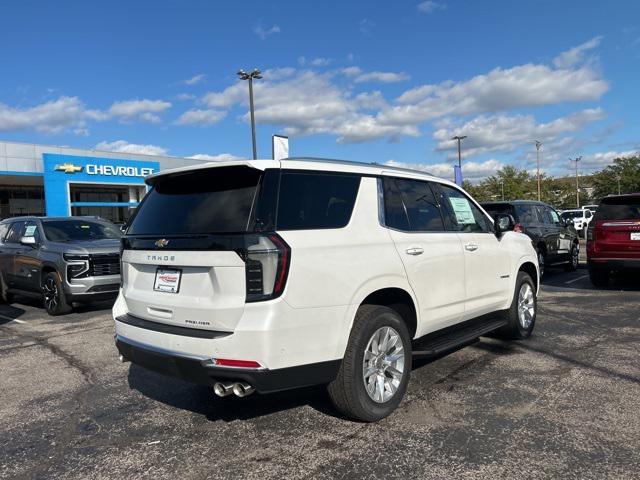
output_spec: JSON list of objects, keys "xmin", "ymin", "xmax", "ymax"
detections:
[
  {"xmin": 42, "ymin": 272, "xmax": 72, "ymax": 316},
  {"xmin": 328, "ymin": 305, "xmax": 412, "ymax": 422},
  {"xmin": 497, "ymin": 271, "xmax": 536, "ymax": 339}
]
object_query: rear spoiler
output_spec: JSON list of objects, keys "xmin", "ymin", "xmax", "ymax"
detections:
[{"xmin": 145, "ymin": 159, "xmax": 280, "ymax": 186}]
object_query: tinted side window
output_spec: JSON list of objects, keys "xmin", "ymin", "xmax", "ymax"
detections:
[
  {"xmin": 548, "ymin": 208, "xmax": 563, "ymax": 226},
  {"xmin": 515, "ymin": 204, "xmax": 537, "ymax": 225},
  {"xmin": 536, "ymin": 206, "xmax": 551, "ymax": 224},
  {"xmin": 438, "ymin": 184, "xmax": 491, "ymax": 233},
  {"xmin": 382, "ymin": 178, "xmax": 410, "ymax": 231},
  {"xmin": 5, "ymin": 221, "xmax": 25, "ymax": 243},
  {"xmin": 0, "ymin": 223, "xmax": 9, "ymax": 242},
  {"xmin": 276, "ymin": 172, "xmax": 361, "ymax": 230},
  {"xmin": 393, "ymin": 179, "xmax": 444, "ymax": 232}
]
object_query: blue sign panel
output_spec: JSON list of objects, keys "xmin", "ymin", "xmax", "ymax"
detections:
[{"xmin": 43, "ymin": 153, "xmax": 159, "ymax": 216}]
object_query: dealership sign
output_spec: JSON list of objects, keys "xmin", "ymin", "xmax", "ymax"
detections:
[{"xmin": 54, "ymin": 162, "xmax": 154, "ymax": 177}]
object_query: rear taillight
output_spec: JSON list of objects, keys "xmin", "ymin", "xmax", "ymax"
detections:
[
  {"xmin": 244, "ymin": 234, "xmax": 290, "ymax": 302},
  {"xmin": 513, "ymin": 223, "xmax": 524, "ymax": 233}
]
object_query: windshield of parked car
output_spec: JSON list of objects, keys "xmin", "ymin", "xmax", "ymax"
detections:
[
  {"xmin": 594, "ymin": 197, "xmax": 640, "ymax": 221},
  {"xmin": 561, "ymin": 211, "xmax": 583, "ymax": 220},
  {"xmin": 43, "ymin": 220, "xmax": 122, "ymax": 242}
]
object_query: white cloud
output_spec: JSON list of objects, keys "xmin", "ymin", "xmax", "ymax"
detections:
[
  {"xmin": 187, "ymin": 153, "xmax": 244, "ymax": 161},
  {"xmin": 108, "ymin": 99, "xmax": 172, "ymax": 123},
  {"xmin": 183, "ymin": 74, "xmax": 206, "ymax": 86},
  {"xmin": 254, "ymin": 24, "xmax": 280, "ymax": 39},
  {"xmin": 298, "ymin": 57, "xmax": 331, "ymax": 67},
  {"xmin": 353, "ymin": 71, "xmax": 410, "ymax": 83},
  {"xmin": 176, "ymin": 109, "xmax": 227, "ymax": 126},
  {"xmin": 417, "ymin": 1, "xmax": 446, "ymax": 14},
  {"xmin": 383, "ymin": 63, "xmax": 608, "ymax": 126},
  {"xmin": 433, "ymin": 108, "xmax": 607, "ymax": 158},
  {"xmin": 0, "ymin": 96, "xmax": 103, "ymax": 134},
  {"xmin": 553, "ymin": 36, "xmax": 603, "ymax": 69},
  {"xmin": 386, "ymin": 158, "xmax": 504, "ymax": 181},
  {"xmin": 341, "ymin": 66, "xmax": 409, "ymax": 83},
  {"xmin": 175, "ymin": 93, "xmax": 196, "ymax": 101},
  {"xmin": 95, "ymin": 140, "xmax": 169, "ymax": 156},
  {"xmin": 580, "ymin": 149, "xmax": 637, "ymax": 168}
]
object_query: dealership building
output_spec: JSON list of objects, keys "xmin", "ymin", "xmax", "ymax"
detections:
[{"xmin": 0, "ymin": 140, "xmax": 206, "ymax": 223}]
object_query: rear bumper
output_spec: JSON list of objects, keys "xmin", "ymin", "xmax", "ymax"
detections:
[
  {"xmin": 588, "ymin": 258, "xmax": 640, "ymax": 271},
  {"xmin": 115, "ymin": 335, "xmax": 340, "ymax": 393}
]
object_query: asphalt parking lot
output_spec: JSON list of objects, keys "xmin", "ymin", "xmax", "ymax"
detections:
[{"xmin": 1, "ymin": 263, "xmax": 639, "ymax": 479}]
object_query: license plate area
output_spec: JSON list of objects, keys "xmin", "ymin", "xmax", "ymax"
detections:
[
  {"xmin": 631, "ymin": 232, "xmax": 640, "ymax": 241},
  {"xmin": 153, "ymin": 268, "xmax": 182, "ymax": 293}
]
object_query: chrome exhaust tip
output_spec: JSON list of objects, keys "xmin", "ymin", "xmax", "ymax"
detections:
[
  {"xmin": 232, "ymin": 382, "xmax": 255, "ymax": 397},
  {"xmin": 213, "ymin": 381, "xmax": 234, "ymax": 397},
  {"xmin": 118, "ymin": 354, "xmax": 129, "ymax": 363}
]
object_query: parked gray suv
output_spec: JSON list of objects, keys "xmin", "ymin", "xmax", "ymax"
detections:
[{"xmin": 0, "ymin": 216, "xmax": 122, "ymax": 315}]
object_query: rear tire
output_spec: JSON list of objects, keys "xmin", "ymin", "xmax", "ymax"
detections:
[
  {"xmin": 0, "ymin": 273, "xmax": 13, "ymax": 304},
  {"xmin": 537, "ymin": 250, "xmax": 546, "ymax": 278},
  {"xmin": 589, "ymin": 267, "xmax": 609, "ymax": 287},
  {"xmin": 42, "ymin": 272, "xmax": 72, "ymax": 316},
  {"xmin": 564, "ymin": 243, "xmax": 579, "ymax": 272},
  {"xmin": 497, "ymin": 271, "xmax": 536, "ymax": 340},
  {"xmin": 328, "ymin": 305, "xmax": 411, "ymax": 422}
]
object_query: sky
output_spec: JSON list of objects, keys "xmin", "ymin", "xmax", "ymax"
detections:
[{"xmin": 0, "ymin": 0, "xmax": 639, "ymax": 182}]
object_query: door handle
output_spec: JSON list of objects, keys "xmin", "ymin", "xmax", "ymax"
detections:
[
  {"xmin": 464, "ymin": 244, "xmax": 479, "ymax": 252},
  {"xmin": 405, "ymin": 247, "xmax": 424, "ymax": 256}
]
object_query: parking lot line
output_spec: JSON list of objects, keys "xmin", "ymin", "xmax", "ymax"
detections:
[{"xmin": 565, "ymin": 274, "xmax": 588, "ymax": 285}]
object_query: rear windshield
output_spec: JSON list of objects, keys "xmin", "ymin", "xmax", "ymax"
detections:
[
  {"xmin": 594, "ymin": 197, "xmax": 640, "ymax": 221},
  {"xmin": 43, "ymin": 220, "xmax": 122, "ymax": 242},
  {"xmin": 128, "ymin": 166, "xmax": 261, "ymax": 235}
]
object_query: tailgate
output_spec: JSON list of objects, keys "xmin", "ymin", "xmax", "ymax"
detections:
[
  {"xmin": 121, "ymin": 249, "xmax": 246, "ymax": 332},
  {"xmin": 596, "ymin": 221, "xmax": 640, "ymax": 255}
]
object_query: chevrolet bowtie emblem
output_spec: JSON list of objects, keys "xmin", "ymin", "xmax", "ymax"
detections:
[
  {"xmin": 54, "ymin": 163, "xmax": 83, "ymax": 174},
  {"xmin": 155, "ymin": 239, "xmax": 169, "ymax": 248}
]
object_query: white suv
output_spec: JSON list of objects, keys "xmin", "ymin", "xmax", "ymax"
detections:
[{"xmin": 114, "ymin": 158, "xmax": 539, "ymax": 421}]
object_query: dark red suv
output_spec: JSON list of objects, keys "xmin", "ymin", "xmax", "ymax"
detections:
[{"xmin": 587, "ymin": 193, "xmax": 640, "ymax": 286}]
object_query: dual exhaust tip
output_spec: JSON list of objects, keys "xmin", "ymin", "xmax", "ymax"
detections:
[{"xmin": 213, "ymin": 381, "xmax": 255, "ymax": 398}]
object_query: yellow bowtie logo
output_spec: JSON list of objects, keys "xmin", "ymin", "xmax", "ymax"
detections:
[{"xmin": 54, "ymin": 163, "xmax": 84, "ymax": 174}]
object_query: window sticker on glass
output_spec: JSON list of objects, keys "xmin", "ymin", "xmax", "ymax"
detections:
[
  {"xmin": 24, "ymin": 225, "xmax": 37, "ymax": 236},
  {"xmin": 449, "ymin": 197, "xmax": 476, "ymax": 224}
]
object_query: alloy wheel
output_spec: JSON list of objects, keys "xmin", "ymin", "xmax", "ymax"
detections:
[
  {"xmin": 43, "ymin": 278, "xmax": 59, "ymax": 311},
  {"xmin": 517, "ymin": 283, "xmax": 535, "ymax": 329},
  {"xmin": 362, "ymin": 326, "xmax": 405, "ymax": 403},
  {"xmin": 538, "ymin": 252, "xmax": 545, "ymax": 277}
]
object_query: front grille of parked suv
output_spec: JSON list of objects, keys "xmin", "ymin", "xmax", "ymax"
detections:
[{"xmin": 89, "ymin": 253, "xmax": 121, "ymax": 276}]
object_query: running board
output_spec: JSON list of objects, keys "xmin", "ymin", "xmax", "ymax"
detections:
[{"xmin": 412, "ymin": 317, "xmax": 507, "ymax": 357}]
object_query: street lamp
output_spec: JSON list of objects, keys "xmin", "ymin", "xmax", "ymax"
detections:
[
  {"xmin": 534, "ymin": 140, "xmax": 542, "ymax": 201},
  {"xmin": 569, "ymin": 156, "xmax": 582, "ymax": 208},
  {"xmin": 237, "ymin": 68, "xmax": 262, "ymax": 160},
  {"xmin": 451, "ymin": 135, "xmax": 467, "ymax": 169}
]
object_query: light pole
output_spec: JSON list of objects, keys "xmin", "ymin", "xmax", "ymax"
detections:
[
  {"xmin": 616, "ymin": 174, "xmax": 621, "ymax": 195},
  {"xmin": 451, "ymin": 135, "xmax": 467, "ymax": 169},
  {"xmin": 534, "ymin": 140, "xmax": 542, "ymax": 201},
  {"xmin": 570, "ymin": 156, "xmax": 582, "ymax": 208},
  {"xmin": 237, "ymin": 68, "xmax": 262, "ymax": 160},
  {"xmin": 500, "ymin": 180, "xmax": 504, "ymax": 201}
]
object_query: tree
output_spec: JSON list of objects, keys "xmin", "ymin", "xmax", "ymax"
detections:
[{"xmin": 591, "ymin": 156, "xmax": 640, "ymax": 200}]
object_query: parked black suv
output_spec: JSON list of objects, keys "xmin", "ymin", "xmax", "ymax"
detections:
[
  {"xmin": 0, "ymin": 216, "xmax": 122, "ymax": 315},
  {"xmin": 481, "ymin": 200, "xmax": 579, "ymax": 276}
]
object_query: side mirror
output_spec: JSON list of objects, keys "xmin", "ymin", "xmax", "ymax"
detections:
[
  {"xmin": 20, "ymin": 236, "xmax": 37, "ymax": 246},
  {"xmin": 494, "ymin": 213, "xmax": 515, "ymax": 235}
]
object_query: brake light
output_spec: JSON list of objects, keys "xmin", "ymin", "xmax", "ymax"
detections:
[
  {"xmin": 513, "ymin": 223, "xmax": 524, "ymax": 233},
  {"xmin": 244, "ymin": 233, "xmax": 290, "ymax": 302}
]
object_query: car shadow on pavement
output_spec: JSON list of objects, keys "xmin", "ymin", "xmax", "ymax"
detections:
[
  {"xmin": 543, "ymin": 268, "xmax": 640, "ymax": 292},
  {"xmin": 127, "ymin": 364, "xmax": 343, "ymax": 422},
  {"xmin": 0, "ymin": 304, "xmax": 27, "ymax": 325}
]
